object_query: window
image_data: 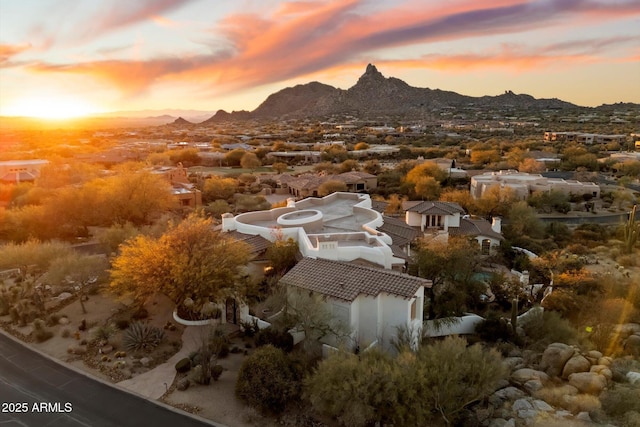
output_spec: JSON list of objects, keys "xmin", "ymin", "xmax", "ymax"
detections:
[{"xmin": 481, "ymin": 239, "xmax": 491, "ymax": 255}]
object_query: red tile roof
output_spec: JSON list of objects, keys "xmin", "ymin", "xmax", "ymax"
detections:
[{"xmin": 280, "ymin": 257, "xmax": 430, "ymax": 302}]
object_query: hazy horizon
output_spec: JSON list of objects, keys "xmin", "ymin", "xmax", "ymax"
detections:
[{"xmin": 1, "ymin": 1, "xmax": 639, "ymax": 119}]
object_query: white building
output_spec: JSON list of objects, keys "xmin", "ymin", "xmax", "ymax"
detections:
[
  {"xmin": 280, "ymin": 257, "xmax": 430, "ymax": 352},
  {"xmin": 404, "ymin": 201, "xmax": 503, "ymax": 254},
  {"xmin": 470, "ymin": 170, "xmax": 600, "ymax": 200},
  {"xmin": 222, "ymin": 192, "xmax": 408, "ymax": 270}
]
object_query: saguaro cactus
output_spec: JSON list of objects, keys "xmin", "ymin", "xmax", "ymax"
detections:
[{"xmin": 623, "ymin": 204, "xmax": 639, "ymax": 254}]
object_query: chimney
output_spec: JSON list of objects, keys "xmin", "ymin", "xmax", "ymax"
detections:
[
  {"xmin": 491, "ymin": 217, "xmax": 502, "ymax": 234},
  {"xmin": 221, "ymin": 213, "xmax": 235, "ymax": 232}
]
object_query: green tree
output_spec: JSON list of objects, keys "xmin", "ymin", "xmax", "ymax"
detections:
[
  {"xmin": 240, "ymin": 152, "xmax": 261, "ymax": 170},
  {"xmin": 46, "ymin": 254, "xmax": 109, "ymax": 314},
  {"xmin": 236, "ymin": 345, "xmax": 301, "ymax": 414},
  {"xmin": 506, "ymin": 201, "xmax": 544, "ymax": 240},
  {"xmin": 266, "ymin": 237, "xmax": 299, "ymax": 276},
  {"xmin": 224, "ymin": 149, "xmax": 246, "ymax": 166},
  {"xmin": 202, "ymin": 176, "xmax": 238, "ymax": 202},
  {"xmin": 110, "ymin": 214, "xmax": 251, "ymax": 311},
  {"xmin": 271, "ymin": 162, "xmax": 289, "ymax": 174},
  {"xmin": 98, "ymin": 164, "xmax": 176, "ymax": 225},
  {"xmin": 411, "ymin": 237, "xmax": 481, "ymax": 319}
]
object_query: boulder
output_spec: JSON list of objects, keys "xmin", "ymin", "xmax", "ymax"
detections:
[
  {"xmin": 56, "ymin": 292, "xmax": 72, "ymax": 300},
  {"xmin": 598, "ymin": 356, "xmax": 613, "ymax": 366},
  {"xmin": 58, "ymin": 317, "xmax": 70, "ymax": 325},
  {"xmin": 510, "ymin": 368, "xmax": 550, "ymax": 386},
  {"xmin": 568, "ymin": 372, "xmax": 607, "ymax": 394},
  {"xmin": 523, "ymin": 380, "xmax": 544, "ymax": 394},
  {"xmin": 503, "ymin": 357, "xmax": 525, "ymax": 371},
  {"xmin": 624, "ymin": 334, "xmax": 640, "ymax": 356},
  {"xmin": 532, "ymin": 399, "xmax": 554, "ymax": 412},
  {"xmin": 540, "ymin": 343, "xmax": 575, "ymax": 377},
  {"xmin": 627, "ymin": 371, "xmax": 640, "ymax": 385},
  {"xmin": 176, "ymin": 378, "xmax": 190, "ymax": 391},
  {"xmin": 140, "ymin": 357, "xmax": 152, "ymax": 367},
  {"xmin": 586, "ymin": 350, "xmax": 603, "ymax": 360},
  {"xmin": 99, "ymin": 345, "xmax": 113, "ymax": 355},
  {"xmin": 576, "ymin": 412, "xmax": 592, "ymax": 422},
  {"xmin": 490, "ymin": 386, "xmax": 526, "ymax": 407},
  {"xmin": 590, "ymin": 364, "xmax": 612, "ymax": 381},
  {"xmin": 561, "ymin": 355, "xmax": 591, "ymax": 379}
]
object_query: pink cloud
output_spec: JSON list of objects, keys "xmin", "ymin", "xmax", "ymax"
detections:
[{"xmin": 24, "ymin": 0, "xmax": 640, "ymax": 96}]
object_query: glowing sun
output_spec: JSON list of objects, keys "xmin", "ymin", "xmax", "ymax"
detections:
[{"xmin": 8, "ymin": 95, "xmax": 101, "ymax": 119}]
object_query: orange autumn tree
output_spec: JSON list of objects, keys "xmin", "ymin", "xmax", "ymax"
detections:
[{"xmin": 110, "ymin": 214, "xmax": 251, "ymax": 318}]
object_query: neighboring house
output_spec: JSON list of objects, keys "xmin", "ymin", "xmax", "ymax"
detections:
[
  {"xmin": 151, "ymin": 164, "xmax": 202, "ymax": 208},
  {"xmin": 0, "ymin": 159, "xmax": 49, "ymax": 183},
  {"xmin": 283, "ymin": 172, "xmax": 378, "ymax": 198},
  {"xmin": 470, "ymin": 170, "xmax": 600, "ymax": 200},
  {"xmin": 543, "ymin": 131, "xmax": 627, "ymax": 145},
  {"xmin": 222, "ymin": 192, "xmax": 408, "ymax": 270},
  {"xmin": 280, "ymin": 257, "xmax": 431, "ymax": 353},
  {"xmin": 404, "ymin": 200, "xmax": 503, "ymax": 254}
]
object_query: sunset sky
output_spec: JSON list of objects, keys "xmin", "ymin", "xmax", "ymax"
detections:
[{"xmin": 1, "ymin": 0, "xmax": 639, "ymax": 118}]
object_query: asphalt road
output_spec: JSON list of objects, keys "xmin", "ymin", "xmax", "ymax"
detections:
[{"xmin": 0, "ymin": 331, "xmax": 219, "ymax": 427}]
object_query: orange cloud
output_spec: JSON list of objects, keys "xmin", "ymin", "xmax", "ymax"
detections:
[
  {"xmin": 24, "ymin": 0, "xmax": 640, "ymax": 97},
  {"xmin": 0, "ymin": 43, "xmax": 31, "ymax": 64}
]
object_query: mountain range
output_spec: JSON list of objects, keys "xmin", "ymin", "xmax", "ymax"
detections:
[{"xmin": 198, "ymin": 64, "xmax": 579, "ymax": 124}]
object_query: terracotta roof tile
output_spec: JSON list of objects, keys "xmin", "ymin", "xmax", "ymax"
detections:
[
  {"xmin": 379, "ymin": 216, "xmax": 421, "ymax": 246},
  {"xmin": 406, "ymin": 201, "xmax": 465, "ymax": 215},
  {"xmin": 280, "ymin": 258, "xmax": 431, "ymax": 302}
]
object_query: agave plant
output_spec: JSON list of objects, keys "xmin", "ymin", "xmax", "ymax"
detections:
[{"xmin": 123, "ymin": 321, "xmax": 166, "ymax": 352}]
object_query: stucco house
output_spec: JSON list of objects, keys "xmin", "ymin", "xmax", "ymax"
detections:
[
  {"xmin": 222, "ymin": 192, "xmax": 408, "ymax": 270},
  {"xmin": 280, "ymin": 257, "xmax": 431, "ymax": 353},
  {"xmin": 404, "ymin": 201, "xmax": 504, "ymax": 254}
]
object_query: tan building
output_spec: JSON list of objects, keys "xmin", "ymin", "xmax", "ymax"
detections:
[
  {"xmin": 471, "ymin": 170, "xmax": 600, "ymax": 200},
  {"xmin": 0, "ymin": 159, "xmax": 49, "ymax": 183},
  {"xmin": 151, "ymin": 164, "xmax": 202, "ymax": 208}
]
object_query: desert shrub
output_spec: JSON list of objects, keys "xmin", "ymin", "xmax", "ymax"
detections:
[
  {"xmin": 414, "ymin": 337, "xmax": 508, "ymax": 425},
  {"xmin": 123, "ymin": 322, "xmax": 165, "ymax": 352},
  {"xmin": 131, "ymin": 307, "xmax": 148, "ymax": 320},
  {"xmin": 93, "ymin": 324, "xmax": 116, "ymax": 343},
  {"xmin": 211, "ymin": 364, "xmax": 223, "ymax": 381},
  {"xmin": 255, "ymin": 327, "xmax": 294, "ymax": 352},
  {"xmin": 566, "ymin": 243, "xmax": 590, "ymax": 255},
  {"xmin": 240, "ymin": 319, "xmax": 259, "ymax": 337},
  {"xmin": 60, "ymin": 328, "xmax": 70, "ymax": 338},
  {"xmin": 617, "ymin": 254, "xmax": 639, "ymax": 268},
  {"xmin": 175, "ymin": 357, "xmax": 191, "ymax": 373},
  {"xmin": 475, "ymin": 313, "xmax": 515, "ymax": 343},
  {"xmin": 522, "ymin": 310, "xmax": 584, "ymax": 349},
  {"xmin": 600, "ymin": 384, "xmax": 640, "ymax": 422},
  {"xmin": 114, "ymin": 319, "xmax": 130, "ymax": 330},
  {"xmin": 46, "ymin": 314, "xmax": 60, "ymax": 327},
  {"xmin": 236, "ymin": 345, "xmax": 301, "ymax": 414},
  {"xmin": 33, "ymin": 319, "xmax": 54, "ymax": 342},
  {"xmin": 306, "ymin": 336, "xmax": 507, "ymax": 426},
  {"xmin": 210, "ymin": 332, "xmax": 230, "ymax": 358}
]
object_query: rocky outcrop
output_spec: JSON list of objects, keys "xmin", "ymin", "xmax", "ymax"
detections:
[{"xmin": 197, "ymin": 64, "xmax": 580, "ymax": 121}]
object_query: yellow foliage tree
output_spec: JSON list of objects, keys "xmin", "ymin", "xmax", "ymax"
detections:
[{"xmin": 110, "ymin": 215, "xmax": 251, "ymax": 313}]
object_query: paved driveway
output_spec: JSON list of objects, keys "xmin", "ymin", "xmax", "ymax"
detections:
[{"xmin": 0, "ymin": 331, "xmax": 220, "ymax": 427}]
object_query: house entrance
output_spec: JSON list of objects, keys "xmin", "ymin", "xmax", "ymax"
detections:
[{"xmin": 225, "ymin": 298, "xmax": 239, "ymax": 324}]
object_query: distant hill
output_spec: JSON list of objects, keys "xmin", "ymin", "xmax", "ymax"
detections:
[{"xmin": 198, "ymin": 63, "xmax": 581, "ymax": 122}]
